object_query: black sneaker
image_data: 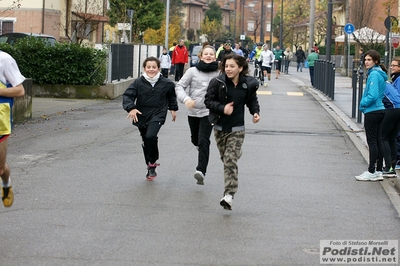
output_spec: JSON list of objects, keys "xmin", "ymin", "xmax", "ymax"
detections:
[
  {"xmin": 146, "ymin": 163, "xmax": 159, "ymax": 181},
  {"xmin": 383, "ymin": 167, "xmax": 396, "ymax": 178}
]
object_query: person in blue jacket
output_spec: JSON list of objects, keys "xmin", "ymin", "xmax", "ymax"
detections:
[
  {"xmin": 381, "ymin": 57, "xmax": 400, "ymax": 177},
  {"xmin": 355, "ymin": 50, "xmax": 387, "ymax": 181}
]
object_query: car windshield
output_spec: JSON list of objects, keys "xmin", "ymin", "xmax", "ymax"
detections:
[
  {"xmin": 38, "ymin": 37, "xmax": 56, "ymax": 46},
  {"xmin": 192, "ymin": 46, "xmax": 201, "ymax": 56}
]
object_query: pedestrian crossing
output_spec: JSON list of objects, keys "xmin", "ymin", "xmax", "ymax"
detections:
[{"xmin": 257, "ymin": 90, "xmax": 304, "ymax": 96}]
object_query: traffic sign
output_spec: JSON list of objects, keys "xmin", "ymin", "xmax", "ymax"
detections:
[
  {"xmin": 385, "ymin": 16, "xmax": 398, "ymax": 30},
  {"xmin": 344, "ymin": 23, "xmax": 355, "ymax": 34},
  {"xmin": 393, "ymin": 36, "xmax": 400, "ymax": 49},
  {"xmin": 240, "ymin": 35, "xmax": 245, "ymax": 40}
]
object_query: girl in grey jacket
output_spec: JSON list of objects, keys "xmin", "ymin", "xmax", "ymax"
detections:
[{"xmin": 175, "ymin": 45, "xmax": 219, "ymax": 185}]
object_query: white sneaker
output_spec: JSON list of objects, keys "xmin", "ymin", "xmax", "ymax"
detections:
[
  {"xmin": 355, "ymin": 171, "xmax": 381, "ymax": 181},
  {"xmin": 375, "ymin": 171, "xmax": 384, "ymax": 181},
  {"xmin": 194, "ymin": 170, "xmax": 204, "ymax": 185},
  {"xmin": 220, "ymin": 194, "xmax": 233, "ymax": 210}
]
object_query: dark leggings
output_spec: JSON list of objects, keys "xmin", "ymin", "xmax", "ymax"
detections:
[
  {"xmin": 364, "ymin": 111, "xmax": 385, "ymax": 173},
  {"xmin": 175, "ymin": 63, "xmax": 185, "ymax": 81},
  {"xmin": 381, "ymin": 108, "xmax": 400, "ymax": 170},
  {"xmin": 188, "ymin": 116, "xmax": 213, "ymax": 175},
  {"xmin": 138, "ymin": 122, "xmax": 162, "ymax": 165}
]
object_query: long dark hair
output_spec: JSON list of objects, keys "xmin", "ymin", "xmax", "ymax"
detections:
[
  {"xmin": 364, "ymin": 50, "xmax": 387, "ymax": 73},
  {"xmin": 220, "ymin": 53, "xmax": 249, "ymax": 76}
]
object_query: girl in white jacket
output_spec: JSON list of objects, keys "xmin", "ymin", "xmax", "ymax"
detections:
[{"xmin": 175, "ymin": 45, "xmax": 219, "ymax": 185}]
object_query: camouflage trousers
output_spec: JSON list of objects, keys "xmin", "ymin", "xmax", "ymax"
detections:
[{"xmin": 214, "ymin": 129, "xmax": 245, "ymax": 197}]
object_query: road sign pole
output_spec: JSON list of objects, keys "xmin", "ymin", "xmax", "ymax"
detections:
[{"xmin": 344, "ymin": 23, "xmax": 355, "ymax": 77}]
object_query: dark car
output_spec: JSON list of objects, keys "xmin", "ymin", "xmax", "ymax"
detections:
[
  {"xmin": 190, "ymin": 45, "xmax": 202, "ymax": 67},
  {"xmin": 0, "ymin": 32, "xmax": 57, "ymax": 46}
]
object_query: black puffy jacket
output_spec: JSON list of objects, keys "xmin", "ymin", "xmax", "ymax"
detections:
[
  {"xmin": 204, "ymin": 73, "xmax": 260, "ymax": 126},
  {"xmin": 122, "ymin": 75, "xmax": 178, "ymax": 128}
]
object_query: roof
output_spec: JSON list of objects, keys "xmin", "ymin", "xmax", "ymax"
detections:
[
  {"xmin": 72, "ymin": 12, "xmax": 109, "ymax": 23},
  {"xmin": 335, "ymin": 27, "xmax": 385, "ymax": 43}
]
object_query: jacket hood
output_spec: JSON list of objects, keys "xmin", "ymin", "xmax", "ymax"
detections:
[{"xmin": 368, "ymin": 66, "xmax": 388, "ymax": 81}]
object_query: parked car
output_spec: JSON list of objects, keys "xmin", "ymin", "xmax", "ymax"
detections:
[
  {"xmin": 0, "ymin": 32, "xmax": 57, "ymax": 46},
  {"xmin": 190, "ymin": 45, "xmax": 202, "ymax": 67}
]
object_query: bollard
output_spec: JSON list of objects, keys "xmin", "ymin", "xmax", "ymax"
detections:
[
  {"xmin": 324, "ymin": 60, "xmax": 329, "ymax": 96},
  {"xmin": 314, "ymin": 60, "xmax": 319, "ymax": 89},
  {"xmin": 351, "ymin": 68, "xmax": 357, "ymax": 118},
  {"xmin": 357, "ymin": 69, "xmax": 364, "ymax": 123},
  {"xmin": 331, "ymin": 61, "xmax": 336, "ymax": 100}
]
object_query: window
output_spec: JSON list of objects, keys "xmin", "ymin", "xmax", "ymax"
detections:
[
  {"xmin": 266, "ymin": 23, "xmax": 271, "ymax": 32},
  {"xmin": 248, "ymin": 21, "xmax": 254, "ymax": 31},
  {"xmin": 0, "ymin": 20, "xmax": 14, "ymax": 35}
]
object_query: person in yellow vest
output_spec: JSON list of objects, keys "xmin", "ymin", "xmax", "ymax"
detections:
[{"xmin": 216, "ymin": 44, "xmax": 224, "ymax": 59}]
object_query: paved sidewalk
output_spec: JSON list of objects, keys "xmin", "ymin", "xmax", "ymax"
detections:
[
  {"xmin": 283, "ymin": 64, "xmax": 400, "ymax": 215},
  {"xmin": 32, "ymin": 97, "xmax": 110, "ymax": 118}
]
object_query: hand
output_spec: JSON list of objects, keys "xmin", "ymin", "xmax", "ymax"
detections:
[
  {"xmin": 170, "ymin": 110, "xmax": 177, "ymax": 122},
  {"xmin": 224, "ymin": 102, "xmax": 234, "ymax": 115},
  {"xmin": 127, "ymin": 109, "xmax": 142, "ymax": 123},
  {"xmin": 184, "ymin": 98, "xmax": 196, "ymax": 109},
  {"xmin": 253, "ymin": 113, "xmax": 260, "ymax": 123}
]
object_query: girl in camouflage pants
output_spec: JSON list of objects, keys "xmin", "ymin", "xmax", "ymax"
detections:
[{"xmin": 205, "ymin": 53, "xmax": 260, "ymax": 210}]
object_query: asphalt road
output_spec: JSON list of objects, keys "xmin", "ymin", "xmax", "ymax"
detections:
[{"xmin": 1, "ymin": 70, "xmax": 399, "ymax": 265}]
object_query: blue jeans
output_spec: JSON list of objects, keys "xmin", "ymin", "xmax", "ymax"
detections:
[{"xmin": 297, "ymin": 62, "xmax": 303, "ymax": 71}]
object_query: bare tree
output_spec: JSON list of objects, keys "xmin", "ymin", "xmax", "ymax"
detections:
[
  {"xmin": 349, "ymin": 0, "xmax": 385, "ymax": 50},
  {"xmin": 349, "ymin": 0, "xmax": 374, "ymax": 30},
  {"xmin": 50, "ymin": 0, "xmax": 106, "ymax": 44},
  {"xmin": 0, "ymin": 0, "xmax": 23, "ymax": 17}
]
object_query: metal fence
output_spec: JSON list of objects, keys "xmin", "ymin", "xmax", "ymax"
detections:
[
  {"xmin": 314, "ymin": 59, "xmax": 336, "ymax": 100},
  {"xmin": 107, "ymin": 44, "xmax": 163, "ymax": 83},
  {"xmin": 351, "ymin": 67, "xmax": 364, "ymax": 123}
]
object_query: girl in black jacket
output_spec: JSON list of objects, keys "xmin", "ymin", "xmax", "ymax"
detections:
[
  {"xmin": 205, "ymin": 53, "xmax": 260, "ymax": 210},
  {"xmin": 123, "ymin": 57, "xmax": 178, "ymax": 180}
]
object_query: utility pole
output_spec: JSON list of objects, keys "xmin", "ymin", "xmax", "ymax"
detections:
[
  {"xmin": 127, "ymin": 9, "xmax": 134, "ymax": 43},
  {"xmin": 270, "ymin": 0, "xmax": 274, "ymax": 47},
  {"xmin": 279, "ymin": 0, "xmax": 283, "ymax": 48},
  {"xmin": 165, "ymin": 0, "xmax": 170, "ymax": 49},
  {"xmin": 308, "ymin": 0, "xmax": 316, "ymax": 53},
  {"xmin": 326, "ymin": 0, "xmax": 332, "ymax": 61},
  {"xmin": 260, "ymin": 0, "xmax": 265, "ymax": 43},
  {"xmin": 342, "ymin": 0, "xmax": 349, "ymax": 76}
]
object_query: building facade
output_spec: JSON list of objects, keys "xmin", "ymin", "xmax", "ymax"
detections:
[{"xmin": 0, "ymin": 0, "xmax": 109, "ymax": 44}]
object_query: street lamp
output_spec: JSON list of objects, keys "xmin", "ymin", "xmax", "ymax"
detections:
[
  {"xmin": 241, "ymin": 0, "xmax": 245, "ymax": 36},
  {"xmin": 260, "ymin": 0, "xmax": 264, "ymax": 43},
  {"xmin": 127, "ymin": 9, "xmax": 134, "ymax": 43},
  {"xmin": 279, "ymin": 0, "xmax": 283, "ymax": 48},
  {"xmin": 229, "ymin": 0, "xmax": 236, "ymax": 41},
  {"xmin": 270, "ymin": 0, "xmax": 274, "ymax": 47}
]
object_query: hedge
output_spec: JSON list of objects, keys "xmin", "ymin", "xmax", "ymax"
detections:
[{"xmin": 0, "ymin": 37, "xmax": 107, "ymax": 86}]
